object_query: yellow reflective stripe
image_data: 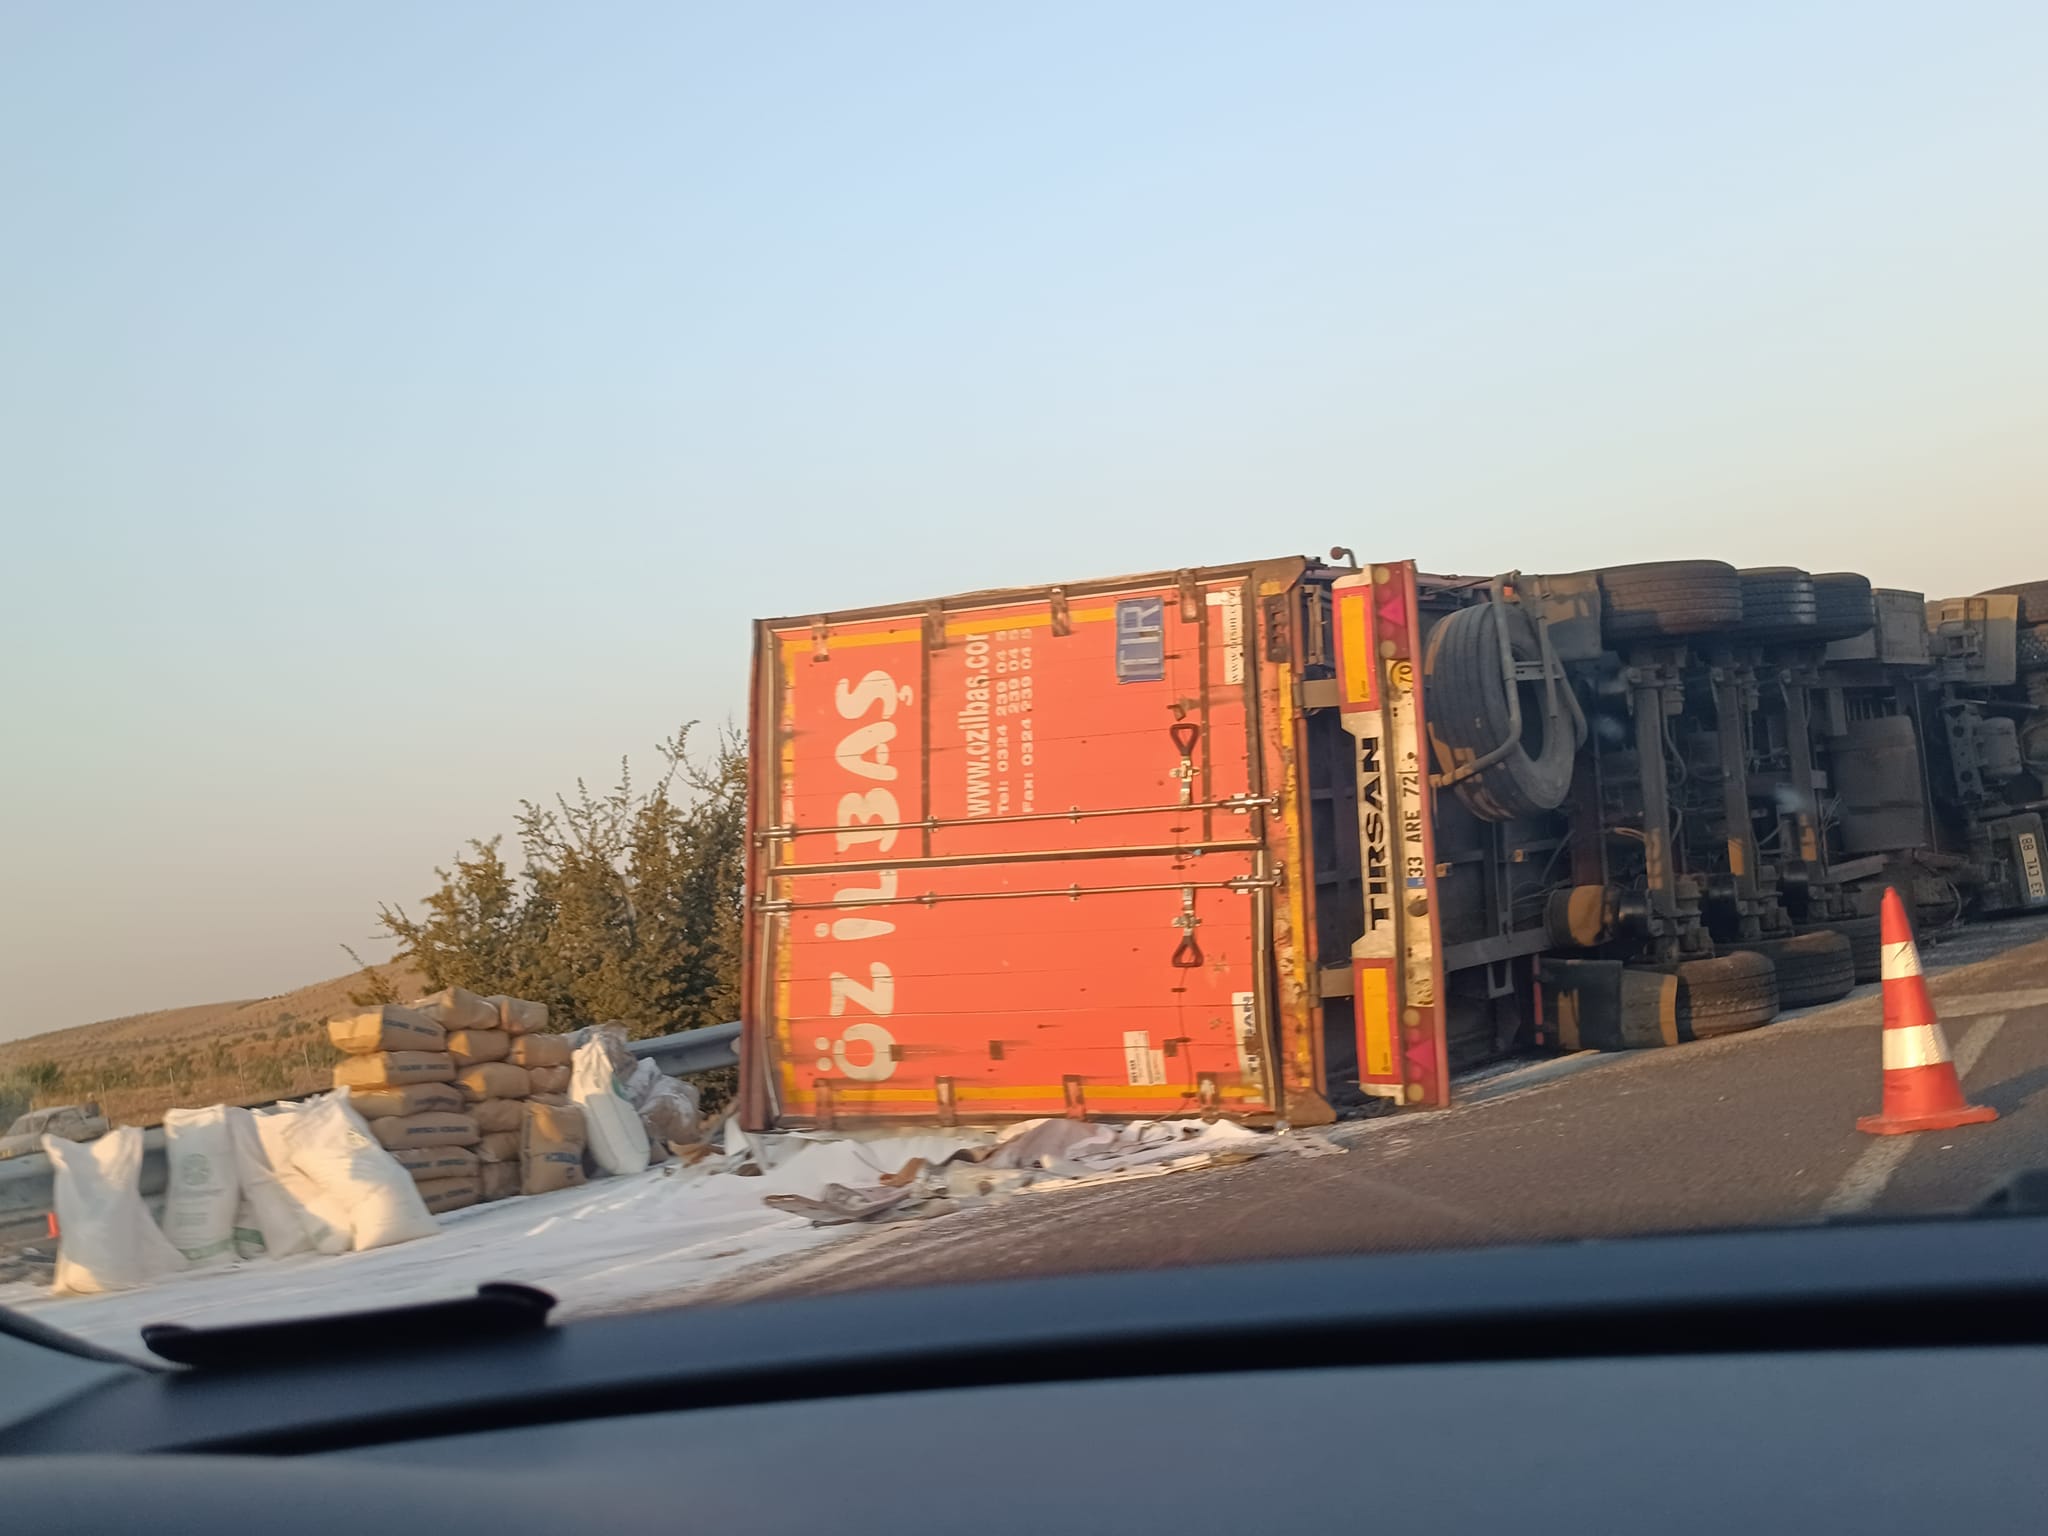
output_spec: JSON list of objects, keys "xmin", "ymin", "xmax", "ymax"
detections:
[
  {"xmin": 1338, "ymin": 594, "xmax": 1376, "ymax": 706},
  {"xmin": 784, "ymin": 1082, "xmax": 1258, "ymax": 1104},
  {"xmin": 777, "ymin": 606, "xmax": 1122, "ymax": 649},
  {"xmin": 1358, "ymin": 967, "xmax": 1394, "ymax": 1078}
]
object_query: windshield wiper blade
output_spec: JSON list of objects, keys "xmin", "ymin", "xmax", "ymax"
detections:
[{"xmin": 141, "ymin": 1282, "xmax": 555, "ymax": 1371}]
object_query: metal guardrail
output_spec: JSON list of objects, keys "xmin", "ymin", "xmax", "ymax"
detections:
[
  {"xmin": 0, "ymin": 1022, "xmax": 742, "ymax": 1252},
  {"xmin": 630, "ymin": 1020, "xmax": 741, "ymax": 1078}
]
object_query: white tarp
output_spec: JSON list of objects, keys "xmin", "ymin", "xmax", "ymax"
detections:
[
  {"xmin": 2, "ymin": 1120, "xmax": 1336, "ymax": 1358},
  {"xmin": 0, "ymin": 1131, "xmax": 960, "ymax": 1355}
]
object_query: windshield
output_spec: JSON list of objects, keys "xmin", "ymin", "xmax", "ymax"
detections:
[{"xmin": 5, "ymin": 5, "xmax": 2047, "ymax": 1362}]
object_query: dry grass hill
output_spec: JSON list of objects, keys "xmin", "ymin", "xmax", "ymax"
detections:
[{"xmin": 0, "ymin": 960, "xmax": 428, "ymax": 1129}]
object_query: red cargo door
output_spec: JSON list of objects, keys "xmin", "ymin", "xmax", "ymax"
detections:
[{"xmin": 750, "ymin": 573, "xmax": 1278, "ymax": 1127}]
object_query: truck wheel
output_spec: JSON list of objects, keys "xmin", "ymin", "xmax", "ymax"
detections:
[
  {"xmin": 1802, "ymin": 916, "xmax": 1881, "ymax": 984},
  {"xmin": 1981, "ymin": 580, "xmax": 2048, "ymax": 626},
  {"xmin": 1615, "ymin": 951, "xmax": 1779, "ymax": 1045},
  {"xmin": 1725, "ymin": 930, "xmax": 1857, "ymax": 1008},
  {"xmin": 1736, "ymin": 567, "xmax": 1819, "ymax": 640},
  {"xmin": 1674, "ymin": 951, "xmax": 1781, "ymax": 1037},
  {"xmin": 1808, "ymin": 572, "xmax": 1876, "ymax": 641},
  {"xmin": 2017, "ymin": 624, "xmax": 2048, "ymax": 674},
  {"xmin": 1422, "ymin": 600, "xmax": 1577, "ymax": 822},
  {"xmin": 1596, "ymin": 561, "xmax": 1744, "ymax": 645}
]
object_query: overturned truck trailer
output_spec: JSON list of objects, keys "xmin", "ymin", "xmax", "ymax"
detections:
[{"xmin": 739, "ymin": 562, "xmax": 2048, "ymax": 1130}]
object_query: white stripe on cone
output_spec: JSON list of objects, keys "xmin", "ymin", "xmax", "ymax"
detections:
[
  {"xmin": 1882, "ymin": 1022, "xmax": 1951, "ymax": 1072},
  {"xmin": 1880, "ymin": 940, "xmax": 1922, "ymax": 980}
]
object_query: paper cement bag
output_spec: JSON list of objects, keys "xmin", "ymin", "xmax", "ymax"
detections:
[
  {"xmin": 392, "ymin": 1145, "xmax": 481, "ymax": 1182},
  {"xmin": 333, "ymin": 1051, "xmax": 456, "ymax": 1089},
  {"xmin": 370, "ymin": 1112, "xmax": 481, "ymax": 1151},
  {"xmin": 415, "ymin": 1175, "xmax": 481, "ymax": 1215},
  {"xmin": 456, "ymin": 1063, "xmax": 531, "ymax": 1102},
  {"xmin": 343, "ymin": 1083, "xmax": 465, "ymax": 1119},
  {"xmin": 507, "ymin": 1034, "xmax": 573, "ymax": 1069},
  {"xmin": 488, "ymin": 996, "xmax": 549, "ymax": 1036},
  {"xmin": 326, "ymin": 1006, "xmax": 446, "ymax": 1055},
  {"xmin": 471, "ymin": 1098, "xmax": 525, "ymax": 1134},
  {"xmin": 410, "ymin": 987, "xmax": 499, "ymax": 1033},
  {"xmin": 447, "ymin": 1029, "xmax": 510, "ymax": 1065}
]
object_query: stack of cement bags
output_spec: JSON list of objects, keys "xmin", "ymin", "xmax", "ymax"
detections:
[
  {"xmin": 499, "ymin": 1019, "xmax": 582, "ymax": 1198},
  {"xmin": 326, "ymin": 1000, "xmax": 480, "ymax": 1215},
  {"xmin": 346, "ymin": 991, "xmax": 585, "ymax": 1212},
  {"xmin": 441, "ymin": 988, "xmax": 536, "ymax": 1200},
  {"xmin": 374, "ymin": 988, "xmax": 587, "ymax": 1200},
  {"xmin": 521, "ymin": 1097, "xmax": 588, "ymax": 1196}
]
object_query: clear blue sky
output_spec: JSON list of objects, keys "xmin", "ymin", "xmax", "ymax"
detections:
[{"xmin": 3, "ymin": 3, "xmax": 2044, "ymax": 1038}]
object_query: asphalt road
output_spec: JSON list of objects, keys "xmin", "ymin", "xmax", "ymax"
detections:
[{"xmin": 711, "ymin": 912, "xmax": 2048, "ymax": 1303}]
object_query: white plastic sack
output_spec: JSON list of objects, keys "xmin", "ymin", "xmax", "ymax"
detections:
[
  {"xmin": 232, "ymin": 1191, "xmax": 266, "ymax": 1260},
  {"xmin": 620, "ymin": 1057, "xmax": 660, "ymax": 1105},
  {"xmin": 252, "ymin": 1103, "xmax": 351, "ymax": 1255},
  {"xmin": 225, "ymin": 1106, "xmax": 317, "ymax": 1259},
  {"xmin": 570, "ymin": 1038, "xmax": 649, "ymax": 1176},
  {"xmin": 284, "ymin": 1092, "xmax": 438, "ymax": 1252},
  {"xmin": 45, "ymin": 1128, "xmax": 186, "ymax": 1295},
  {"xmin": 160, "ymin": 1106, "xmax": 241, "ymax": 1267},
  {"xmin": 636, "ymin": 1070, "xmax": 702, "ymax": 1148}
]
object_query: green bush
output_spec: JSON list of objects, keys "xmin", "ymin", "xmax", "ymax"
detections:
[{"xmin": 376, "ymin": 724, "xmax": 745, "ymax": 1043}]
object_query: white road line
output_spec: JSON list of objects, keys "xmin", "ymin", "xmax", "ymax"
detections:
[{"xmin": 1819, "ymin": 1013, "xmax": 2007, "ymax": 1218}]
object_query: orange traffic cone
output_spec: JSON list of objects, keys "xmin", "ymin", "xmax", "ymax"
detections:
[{"xmin": 1856, "ymin": 889, "xmax": 1997, "ymax": 1135}]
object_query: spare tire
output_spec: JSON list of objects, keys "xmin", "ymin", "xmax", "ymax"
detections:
[
  {"xmin": 1809, "ymin": 572, "xmax": 1876, "ymax": 642},
  {"xmin": 1737, "ymin": 567, "xmax": 1819, "ymax": 641},
  {"xmin": 1981, "ymin": 580, "xmax": 2048, "ymax": 626},
  {"xmin": 1612, "ymin": 950, "xmax": 1780, "ymax": 1047},
  {"xmin": 1422, "ymin": 601, "xmax": 1577, "ymax": 822},
  {"xmin": 1597, "ymin": 560, "xmax": 1744, "ymax": 646},
  {"xmin": 1802, "ymin": 915, "xmax": 1881, "ymax": 984},
  {"xmin": 1725, "ymin": 930, "xmax": 1856, "ymax": 1009}
]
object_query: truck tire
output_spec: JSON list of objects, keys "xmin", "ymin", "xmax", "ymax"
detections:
[
  {"xmin": 1615, "ymin": 951, "xmax": 1779, "ymax": 1045},
  {"xmin": 1981, "ymin": 580, "xmax": 2048, "ymax": 626},
  {"xmin": 1808, "ymin": 572, "xmax": 1876, "ymax": 641},
  {"xmin": 1422, "ymin": 601, "xmax": 1577, "ymax": 822},
  {"xmin": 1596, "ymin": 561, "xmax": 1744, "ymax": 646},
  {"xmin": 1802, "ymin": 916, "xmax": 1882, "ymax": 984},
  {"xmin": 1675, "ymin": 951, "xmax": 1781, "ymax": 1037},
  {"xmin": 1725, "ymin": 930, "xmax": 1856, "ymax": 1008},
  {"xmin": 1736, "ymin": 567, "xmax": 1819, "ymax": 641},
  {"xmin": 2017, "ymin": 624, "xmax": 2048, "ymax": 674}
]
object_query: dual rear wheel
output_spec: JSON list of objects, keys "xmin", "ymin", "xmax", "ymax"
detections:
[{"xmin": 1600, "ymin": 928, "xmax": 1858, "ymax": 1050}]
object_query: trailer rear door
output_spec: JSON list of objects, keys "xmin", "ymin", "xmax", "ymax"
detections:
[
  {"xmin": 1330, "ymin": 562, "xmax": 1450, "ymax": 1109},
  {"xmin": 745, "ymin": 569, "xmax": 1283, "ymax": 1128}
]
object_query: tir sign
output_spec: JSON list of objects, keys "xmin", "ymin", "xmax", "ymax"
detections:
[
  {"xmin": 1336, "ymin": 588, "xmax": 1379, "ymax": 713},
  {"xmin": 1115, "ymin": 597, "xmax": 1167, "ymax": 684}
]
